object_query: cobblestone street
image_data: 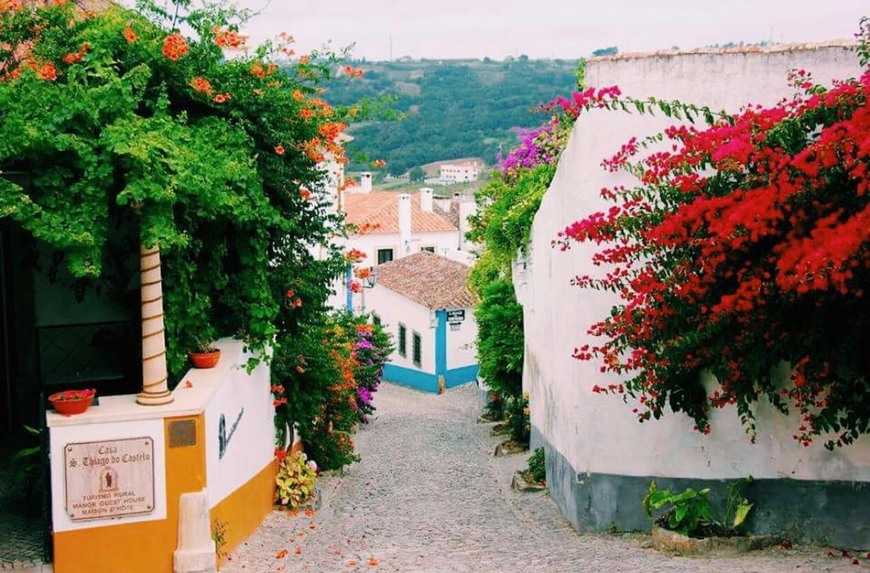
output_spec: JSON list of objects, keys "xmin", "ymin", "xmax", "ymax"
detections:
[{"xmin": 223, "ymin": 383, "xmax": 861, "ymax": 573}]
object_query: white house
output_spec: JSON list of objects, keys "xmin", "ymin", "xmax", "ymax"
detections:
[
  {"xmin": 439, "ymin": 160, "xmax": 483, "ymax": 184},
  {"xmin": 365, "ymin": 252, "xmax": 478, "ymax": 393},
  {"xmin": 343, "ymin": 188, "xmax": 460, "ymax": 264},
  {"xmin": 330, "ymin": 185, "xmax": 478, "ymax": 312}
]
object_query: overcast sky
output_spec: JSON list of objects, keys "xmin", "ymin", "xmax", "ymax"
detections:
[{"xmin": 230, "ymin": 1, "xmax": 867, "ymax": 61}]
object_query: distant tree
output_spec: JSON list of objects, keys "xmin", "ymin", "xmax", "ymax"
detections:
[
  {"xmin": 592, "ymin": 46, "xmax": 619, "ymax": 57},
  {"xmin": 518, "ymin": 54, "xmax": 529, "ymax": 62},
  {"xmin": 409, "ymin": 166, "xmax": 426, "ymax": 182}
]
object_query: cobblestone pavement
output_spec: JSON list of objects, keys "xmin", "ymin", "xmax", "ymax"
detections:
[
  {"xmin": 0, "ymin": 441, "xmax": 45, "ymax": 571},
  {"xmin": 223, "ymin": 383, "xmax": 864, "ymax": 573}
]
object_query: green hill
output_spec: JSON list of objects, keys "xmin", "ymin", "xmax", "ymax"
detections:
[{"xmin": 322, "ymin": 58, "xmax": 580, "ymax": 175}]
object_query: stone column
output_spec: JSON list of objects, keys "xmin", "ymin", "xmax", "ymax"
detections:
[{"xmin": 137, "ymin": 242, "xmax": 174, "ymax": 406}]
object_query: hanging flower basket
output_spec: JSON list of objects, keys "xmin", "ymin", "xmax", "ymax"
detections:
[
  {"xmin": 189, "ymin": 349, "xmax": 221, "ymax": 369},
  {"xmin": 48, "ymin": 388, "xmax": 96, "ymax": 415}
]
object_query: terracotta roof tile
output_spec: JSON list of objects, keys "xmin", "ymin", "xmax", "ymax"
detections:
[
  {"xmin": 343, "ymin": 191, "xmax": 457, "ymax": 234},
  {"xmin": 375, "ymin": 252, "xmax": 474, "ymax": 310}
]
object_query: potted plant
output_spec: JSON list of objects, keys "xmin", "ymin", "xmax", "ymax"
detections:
[
  {"xmin": 189, "ymin": 334, "xmax": 221, "ymax": 369},
  {"xmin": 48, "ymin": 388, "xmax": 96, "ymax": 415}
]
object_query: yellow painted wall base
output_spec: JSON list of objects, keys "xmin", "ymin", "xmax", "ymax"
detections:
[
  {"xmin": 53, "ymin": 415, "xmax": 206, "ymax": 573},
  {"xmin": 212, "ymin": 461, "xmax": 277, "ymax": 568}
]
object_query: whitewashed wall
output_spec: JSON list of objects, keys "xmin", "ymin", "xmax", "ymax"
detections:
[
  {"xmin": 347, "ymin": 230, "xmax": 461, "ymax": 265},
  {"xmin": 520, "ymin": 45, "xmax": 868, "ymax": 500},
  {"xmin": 203, "ymin": 345, "xmax": 274, "ymax": 507},
  {"xmin": 366, "ymin": 285, "xmax": 435, "ymax": 373},
  {"xmin": 446, "ymin": 308, "xmax": 477, "ymax": 370}
]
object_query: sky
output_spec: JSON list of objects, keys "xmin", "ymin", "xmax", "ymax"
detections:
[{"xmin": 230, "ymin": 0, "xmax": 868, "ymax": 61}]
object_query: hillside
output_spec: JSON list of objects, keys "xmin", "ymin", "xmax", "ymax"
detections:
[{"xmin": 322, "ymin": 58, "xmax": 580, "ymax": 175}]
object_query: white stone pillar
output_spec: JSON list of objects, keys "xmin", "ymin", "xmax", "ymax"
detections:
[{"xmin": 174, "ymin": 489, "xmax": 216, "ymax": 573}]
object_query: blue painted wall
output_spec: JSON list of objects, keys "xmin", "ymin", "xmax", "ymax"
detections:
[
  {"xmin": 444, "ymin": 365, "xmax": 479, "ymax": 388},
  {"xmin": 435, "ymin": 310, "xmax": 448, "ymax": 378},
  {"xmin": 383, "ymin": 364, "xmax": 439, "ymax": 393}
]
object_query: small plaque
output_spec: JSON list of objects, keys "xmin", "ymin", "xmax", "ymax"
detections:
[
  {"xmin": 446, "ymin": 309, "xmax": 466, "ymax": 324},
  {"xmin": 168, "ymin": 419, "xmax": 197, "ymax": 448},
  {"xmin": 64, "ymin": 437, "xmax": 155, "ymax": 521}
]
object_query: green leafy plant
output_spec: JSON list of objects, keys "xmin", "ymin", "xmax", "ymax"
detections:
[
  {"xmin": 527, "ymin": 447, "xmax": 546, "ymax": 483},
  {"xmin": 505, "ymin": 392, "xmax": 531, "ymax": 447},
  {"xmin": 643, "ymin": 481, "xmax": 715, "ymax": 537},
  {"xmin": 11, "ymin": 425, "xmax": 43, "ymax": 503},
  {"xmin": 275, "ymin": 451, "xmax": 317, "ymax": 510},
  {"xmin": 643, "ymin": 478, "xmax": 754, "ymax": 537},
  {"xmin": 723, "ymin": 477, "xmax": 754, "ymax": 530},
  {"xmin": 211, "ymin": 518, "xmax": 229, "ymax": 559}
]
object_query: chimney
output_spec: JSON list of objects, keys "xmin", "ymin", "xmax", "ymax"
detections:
[
  {"xmin": 398, "ymin": 193, "xmax": 412, "ymax": 257},
  {"xmin": 458, "ymin": 200, "xmax": 477, "ymax": 251},
  {"xmin": 452, "ymin": 192, "xmax": 461, "ymax": 201},
  {"xmin": 359, "ymin": 172, "xmax": 373, "ymax": 193},
  {"xmin": 419, "ymin": 187, "xmax": 434, "ymax": 212}
]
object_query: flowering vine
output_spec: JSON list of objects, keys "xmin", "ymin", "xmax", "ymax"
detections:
[{"xmin": 558, "ymin": 27, "xmax": 870, "ymax": 449}]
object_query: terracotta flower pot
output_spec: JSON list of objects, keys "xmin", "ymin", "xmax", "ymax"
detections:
[
  {"xmin": 48, "ymin": 388, "xmax": 96, "ymax": 415},
  {"xmin": 189, "ymin": 349, "xmax": 221, "ymax": 369}
]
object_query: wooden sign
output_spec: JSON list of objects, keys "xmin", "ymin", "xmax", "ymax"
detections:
[{"xmin": 64, "ymin": 437, "xmax": 155, "ymax": 521}]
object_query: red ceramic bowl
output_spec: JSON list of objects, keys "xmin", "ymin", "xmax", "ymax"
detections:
[{"xmin": 48, "ymin": 388, "xmax": 96, "ymax": 415}]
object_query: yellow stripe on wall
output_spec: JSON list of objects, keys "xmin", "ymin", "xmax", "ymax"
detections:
[{"xmin": 211, "ymin": 460, "xmax": 277, "ymax": 568}]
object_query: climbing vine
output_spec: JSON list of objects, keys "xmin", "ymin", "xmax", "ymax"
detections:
[
  {"xmin": 0, "ymin": 0, "xmax": 391, "ymax": 469},
  {"xmin": 558, "ymin": 24, "xmax": 870, "ymax": 448},
  {"xmin": 0, "ymin": 0, "xmax": 356, "ymax": 374}
]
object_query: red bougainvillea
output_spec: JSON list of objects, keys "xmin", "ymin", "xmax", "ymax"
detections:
[{"xmin": 559, "ymin": 26, "xmax": 869, "ymax": 449}]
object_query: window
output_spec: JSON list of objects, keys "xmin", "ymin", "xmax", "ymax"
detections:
[
  {"xmin": 421, "ymin": 246, "xmax": 435, "ymax": 253},
  {"xmin": 377, "ymin": 248, "xmax": 394, "ymax": 265},
  {"xmin": 412, "ymin": 331, "xmax": 422, "ymax": 367},
  {"xmin": 398, "ymin": 323, "xmax": 407, "ymax": 357}
]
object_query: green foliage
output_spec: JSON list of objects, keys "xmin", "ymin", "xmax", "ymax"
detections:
[
  {"xmin": 408, "ymin": 166, "xmax": 426, "ymax": 183},
  {"xmin": 473, "ymin": 278, "xmax": 524, "ymax": 398},
  {"xmin": 11, "ymin": 425, "xmax": 43, "ymax": 503},
  {"xmin": 643, "ymin": 479, "xmax": 754, "ymax": 537},
  {"xmin": 592, "ymin": 46, "xmax": 619, "ymax": 57},
  {"xmin": 469, "ymin": 165, "xmax": 555, "ymax": 263},
  {"xmin": 643, "ymin": 481, "xmax": 715, "ymax": 537},
  {"xmin": 271, "ymin": 311, "xmax": 392, "ymax": 471},
  {"xmin": 322, "ymin": 59, "xmax": 579, "ymax": 174},
  {"xmin": 0, "ymin": 0, "xmax": 353, "ymax": 381},
  {"xmin": 527, "ymin": 447, "xmax": 546, "ymax": 483},
  {"xmin": 505, "ymin": 393, "xmax": 530, "ymax": 446},
  {"xmin": 275, "ymin": 452, "xmax": 317, "ymax": 509},
  {"xmin": 723, "ymin": 477, "xmax": 754, "ymax": 530}
]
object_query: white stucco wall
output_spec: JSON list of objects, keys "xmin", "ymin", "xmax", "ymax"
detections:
[
  {"xmin": 346, "ymin": 230, "xmax": 461, "ymax": 265},
  {"xmin": 366, "ymin": 285, "xmax": 435, "ymax": 374},
  {"xmin": 445, "ymin": 308, "xmax": 477, "ymax": 370},
  {"xmin": 520, "ymin": 45, "xmax": 869, "ymax": 483}
]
